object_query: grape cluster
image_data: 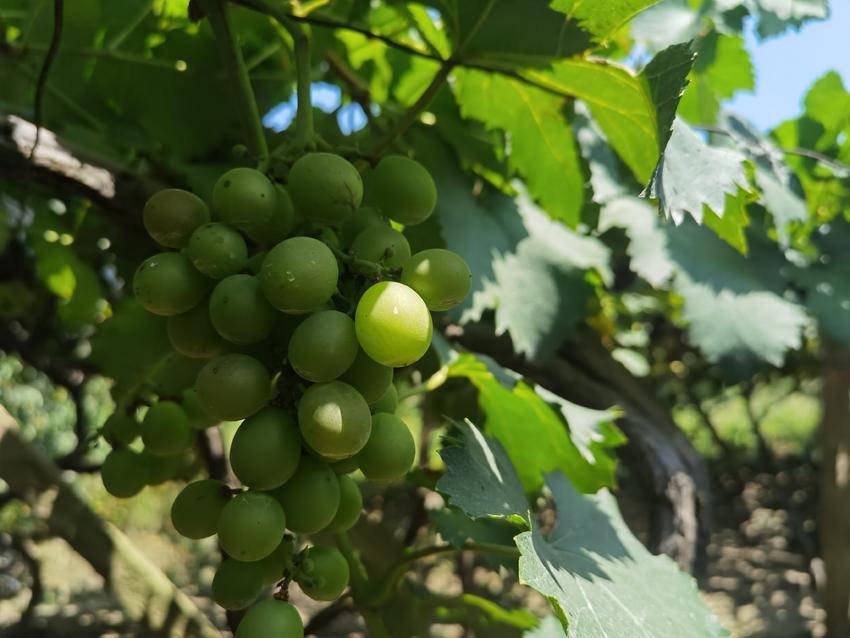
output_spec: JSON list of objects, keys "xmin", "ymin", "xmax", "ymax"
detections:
[{"xmin": 100, "ymin": 152, "xmax": 471, "ymax": 635}]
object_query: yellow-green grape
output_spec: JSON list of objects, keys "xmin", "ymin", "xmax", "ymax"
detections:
[
  {"xmin": 187, "ymin": 222, "xmax": 248, "ymax": 279},
  {"xmin": 143, "ymin": 188, "xmax": 209, "ymax": 248},
  {"xmin": 271, "ymin": 456, "xmax": 340, "ymax": 534},
  {"xmin": 357, "ymin": 413, "xmax": 415, "ymax": 481},
  {"xmin": 340, "ymin": 349, "xmax": 393, "ymax": 405},
  {"xmin": 133, "ymin": 252, "xmax": 209, "ymax": 316},
  {"xmin": 339, "ymin": 206, "xmax": 386, "ymax": 249},
  {"xmin": 371, "ymin": 155, "xmax": 436, "ymax": 226},
  {"xmin": 259, "ymin": 237, "xmax": 338, "ymax": 314},
  {"xmin": 195, "ymin": 353, "xmax": 270, "ymax": 421},
  {"xmin": 101, "ymin": 448, "xmax": 149, "ymax": 498},
  {"xmin": 143, "ymin": 450, "xmax": 182, "ymax": 485},
  {"xmin": 297, "ymin": 381, "xmax": 371, "ymax": 460},
  {"xmin": 323, "ymin": 475, "xmax": 362, "ymax": 532},
  {"xmin": 350, "ymin": 225, "xmax": 411, "ymax": 270},
  {"xmin": 245, "ymin": 185, "xmax": 298, "ymax": 246},
  {"xmin": 212, "ymin": 168, "xmax": 276, "ymax": 231},
  {"xmin": 166, "ymin": 300, "xmax": 227, "ymax": 359},
  {"xmin": 230, "ymin": 407, "xmax": 302, "ymax": 490},
  {"xmin": 141, "ymin": 400, "xmax": 192, "ymax": 456},
  {"xmin": 235, "ymin": 600, "xmax": 304, "ymax": 638},
  {"xmin": 401, "ymin": 249, "xmax": 471, "ymax": 311},
  {"xmin": 330, "ymin": 456, "xmax": 360, "ymax": 475},
  {"xmin": 296, "ymin": 546, "xmax": 350, "ymax": 601},
  {"xmin": 256, "ymin": 537, "xmax": 294, "ymax": 586},
  {"xmin": 288, "ymin": 310, "xmax": 359, "ymax": 383},
  {"xmin": 371, "ymin": 383, "xmax": 398, "ymax": 414},
  {"xmin": 288, "ymin": 152, "xmax": 363, "ymax": 225},
  {"xmin": 212, "ymin": 558, "xmax": 264, "ymax": 610},
  {"xmin": 354, "ymin": 282, "xmax": 433, "ymax": 367},
  {"xmin": 181, "ymin": 388, "xmax": 218, "ymax": 430},
  {"xmin": 209, "ymin": 274, "xmax": 276, "ymax": 344},
  {"xmin": 101, "ymin": 411, "xmax": 139, "ymax": 446},
  {"xmin": 170, "ymin": 479, "xmax": 229, "ymax": 539},
  {"xmin": 218, "ymin": 491, "xmax": 286, "ymax": 562}
]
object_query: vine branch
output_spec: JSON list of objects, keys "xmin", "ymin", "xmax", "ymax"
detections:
[
  {"xmin": 200, "ymin": 0, "xmax": 269, "ymax": 161},
  {"xmin": 30, "ymin": 0, "xmax": 64, "ymax": 158}
]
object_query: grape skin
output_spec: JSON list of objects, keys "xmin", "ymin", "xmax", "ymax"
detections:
[
  {"xmin": 133, "ymin": 252, "xmax": 209, "ymax": 316},
  {"xmin": 259, "ymin": 236, "xmax": 338, "ymax": 314},
  {"xmin": 401, "ymin": 248, "xmax": 471, "ymax": 311},
  {"xmin": 143, "ymin": 189, "xmax": 209, "ymax": 248},
  {"xmin": 340, "ymin": 349, "xmax": 393, "ymax": 405},
  {"xmin": 171, "ymin": 479, "xmax": 229, "ymax": 539},
  {"xmin": 296, "ymin": 546, "xmax": 350, "ymax": 601},
  {"xmin": 230, "ymin": 407, "xmax": 302, "ymax": 490},
  {"xmin": 167, "ymin": 300, "xmax": 226, "ymax": 359},
  {"xmin": 209, "ymin": 274, "xmax": 276, "ymax": 345},
  {"xmin": 187, "ymin": 222, "xmax": 248, "ymax": 279},
  {"xmin": 212, "ymin": 558, "xmax": 264, "ymax": 610},
  {"xmin": 371, "ymin": 155, "xmax": 437, "ymax": 226},
  {"xmin": 288, "ymin": 310, "xmax": 359, "ymax": 383},
  {"xmin": 271, "ymin": 456, "xmax": 340, "ymax": 534},
  {"xmin": 288, "ymin": 152, "xmax": 363, "ymax": 225},
  {"xmin": 195, "ymin": 353, "xmax": 271, "ymax": 421},
  {"xmin": 140, "ymin": 400, "xmax": 192, "ymax": 457},
  {"xmin": 357, "ymin": 412, "xmax": 416, "ymax": 481},
  {"xmin": 212, "ymin": 167, "xmax": 276, "ymax": 230},
  {"xmin": 218, "ymin": 491, "xmax": 287, "ymax": 562},
  {"xmin": 297, "ymin": 381, "xmax": 372, "ymax": 460},
  {"xmin": 101, "ymin": 448, "xmax": 149, "ymax": 498},
  {"xmin": 350, "ymin": 225, "xmax": 411, "ymax": 270},
  {"xmin": 234, "ymin": 599, "xmax": 304, "ymax": 638}
]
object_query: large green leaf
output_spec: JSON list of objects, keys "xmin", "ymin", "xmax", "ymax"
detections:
[
  {"xmin": 441, "ymin": 350, "xmax": 623, "ymax": 493},
  {"xmin": 643, "ymin": 118, "xmax": 748, "ymax": 224},
  {"xmin": 517, "ymin": 472, "xmax": 728, "ymax": 637},
  {"xmin": 524, "ymin": 616, "xmax": 566, "ymax": 638},
  {"xmin": 453, "ymin": 68, "xmax": 584, "ymax": 226},
  {"xmin": 549, "ymin": 0, "xmax": 662, "ymax": 40},
  {"xmin": 526, "ymin": 59, "xmax": 659, "ymax": 182},
  {"xmin": 641, "ymin": 42, "xmax": 695, "ymax": 152},
  {"xmin": 602, "ymin": 198, "xmax": 807, "ymax": 366}
]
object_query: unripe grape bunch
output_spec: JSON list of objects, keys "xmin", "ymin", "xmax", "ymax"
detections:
[{"xmin": 101, "ymin": 151, "xmax": 471, "ymax": 632}]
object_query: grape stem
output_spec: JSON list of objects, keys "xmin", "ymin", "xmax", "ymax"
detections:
[
  {"xmin": 327, "ymin": 243, "xmax": 397, "ymax": 279},
  {"xmin": 199, "ymin": 0, "xmax": 269, "ymax": 162},
  {"xmin": 368, "ymin": 541, "xmax": 520, "ymax": 606}
]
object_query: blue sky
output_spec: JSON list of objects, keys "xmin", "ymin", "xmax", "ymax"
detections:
[{"xmin": 727, "ymin": 2, "xmax": 850, "ymax": 130}]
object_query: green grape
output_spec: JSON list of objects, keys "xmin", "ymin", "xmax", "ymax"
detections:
[
  {"xmin": 371, "ymin": 155, "xmax": 436, "ymax": 226},
  {"xmin": 297, "ymin": 381, "xmax": 371, "ymax": 460},
  {"xmin": 235, "ymin": 599, "xmax": 304, "ymax": 638},
  {"xmin": 401, "ymin": 249, "xmax": 471, "ymax": 311},
  {"xmin": 212, "ymin": 558, "xmax": 264, "ymax": 610},
  {"xmin": 245, "ymin": 185, "xmax": 298, "ymax": 245},
  {"xmin": 357, "ymin": 413, "xmax": 415, "ymax": 482},
  {"xmin": 149, "ymin": 352, "xmax": 205, "ymax": 397},
  {"xmin": 209, "ymin": 274, "xmax": 276, "ymax": 344},
  {"xmin": 143, "ymin": 450, "xmax": 182, "ymax": 485},
  {"xmin": 256, "ymin": 536, "xmax": 295, "ymax": 586},
  {"xmin": 295, "ymin": 546, "xmax": 350, "ymax": 601},
  {"xmin": 101, "ymin": 448, "xmax": 149, "ymax": 498},
  {"xmin": 170, "ymin": 479, "xmax": 229, "ymax": 539},
  {"xmin": 371, "ymin": 383, "xmax": 398, "ymax": 414},
  {"xmin": 288, "ymin": 310, "xmax": 358, "ymax": 382},
  {"xmin": 330, "ymin": 456, "xmax": 360, "ymax": 475},
  {"xmin": 350, "ymin": 225, "xmax": 411, "ymax": 269},
  {"xmin": 339, "ymin": 206, "xmax": 386, "ymax": 249},
  {"xmin": 271, "ymin": 456, "xmax": 340, "ymax": 534},
  {"xmin": 323, "ymin": 475, "xmax": 362, "ymax": 532},
  {"xmin": 101, "ymin": 411, "xmax": 139, "ymax": 446},
  {"xmin": 133, "ymin": 252, "xmax": 209, "ymax": 316},
  {"xmin": 141, "ymin": 400, "xmax": 192, "ymax": 456},
  {"xmin": 246, "ymin": 250, "xmax": 267, "ymax": 275},
  {"xmin": 187, "ymin": 223, "xmax": 248, "ymax": 279},
  {"xmin": 166, "ymin": 300, "xmax": 226, "ymax": 359},
  {"xmin": 212, "ymin": 167, "xmax": 276, "ymax": 230},
  {"xmin": 288, "ymin": 152, "xmax": 363, "ymax": 225},
  {"xmin": 230, "ymin": 407, "xmax": 302, "ymax": 490},
  {"xmin": 143, "ymin": 188, "xmax": 209, "ymax": 248},
  {"xmin": 181, "ymin": 388, "xmax": 218, "ymax": 429},
  {"xmin": 259, "ymin": 237, "xmax": 338, "ymax": 313},
  {"xmin": 354, "ymin": 282, "xmax": 433, "ymax": 367},
  {"xmin": 340, "ymin": 349, "xmax": 393, "ymax": 405},
  {"xmin": 195, "ymin": 353, "xmax": 270, "ymax": 421},
  {"xmin": 218, "ymin": 491, "xmax": 286, "ymax": 562}
]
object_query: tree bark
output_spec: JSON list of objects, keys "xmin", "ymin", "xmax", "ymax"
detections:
[
  {"xmin": 820, "ymin": 345, "xmax": 850, "ymax": 637},
  {"xmin": 0, "ymin": 408, "xmax": 223, "ymax": 638}
]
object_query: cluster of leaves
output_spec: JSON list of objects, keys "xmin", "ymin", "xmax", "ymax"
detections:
[{"xmin": 0, "ymin": 0, "xmax": 847, "ymax": 635}]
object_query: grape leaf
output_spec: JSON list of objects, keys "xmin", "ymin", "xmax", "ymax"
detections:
[
  {"xmin": 643, "ymin": 118, "xmax": 748, "ymax": 224},
  {"xmin": 549, "ymin": 0, "xmax": 662, "ymax": 40},
  {"xmin": 640, "ymin": 43, "xmax": 695, "ymax": 152},
  {"xmin": 602, "ymin": 198, "xmax": 807, "ymax": 366},
  {"xmin": 803, "ymin": 72, "xmax": 850, "ymax": 148},
  {"xmin": 525, "ymin": 59, "xmax": 658, "ymax": 182},
  {"xmin": 629, "ymin": 0, "xmax": 701, "ymax": 49},
  {"xmin": 443, "ymin": 352, "xmax": 623, "ymax": 493},
  {"xmin": 516, "ymin": 472, "xmax": 728, "ymax": 638},
  {"xmin": 751, "ymin": 0, "xmax": 829, "ymax": 38},
  {"xmin": 524, "ymin": 616, "xmax": 567, "ymax": 638},
  {"xmin": 453, "ymin": 68, "xmax": 584, "ymax": 226},
  {"xmin": 573, "ymin": 102, "xmax": 629, "ymax": 206},
  {"xmin": 436, "ymin": 417, "xmax": 530, "ymax": 521},
  {"xmin": 703, "ymin": 189, "xmax": 750, "ymax": 253}
]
